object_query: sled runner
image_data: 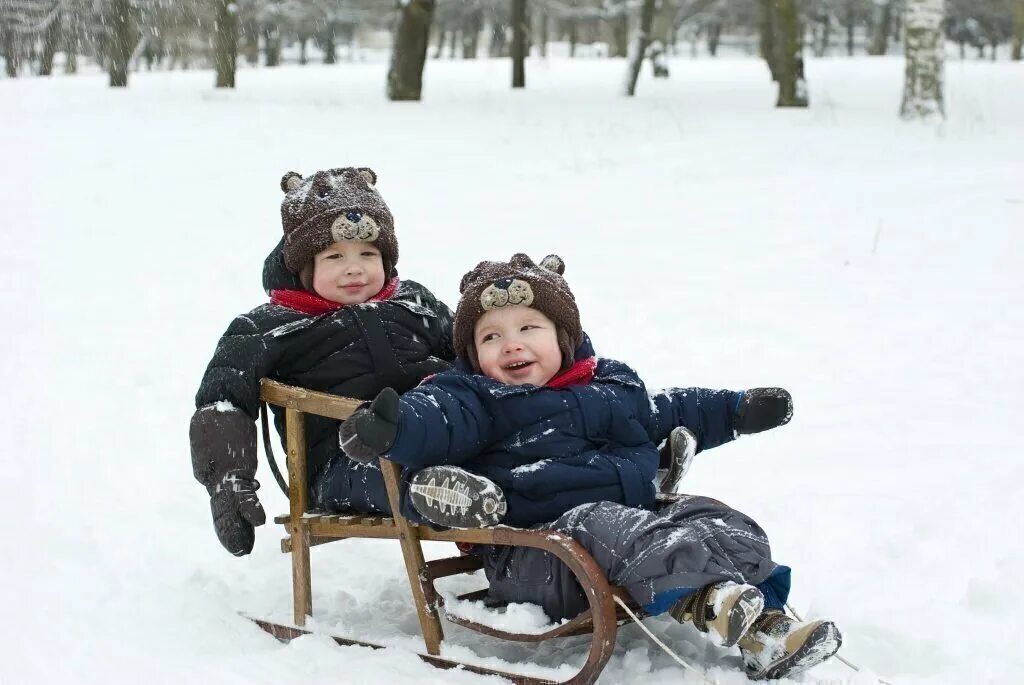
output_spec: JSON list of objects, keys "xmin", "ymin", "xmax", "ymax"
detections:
[{"xmin": 251, "ymin": 379, "xmax": 686, "ymax": 685}]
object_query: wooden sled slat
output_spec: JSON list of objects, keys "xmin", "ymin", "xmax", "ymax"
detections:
[{"xmin": 248, "ymin": 617, "xmax": 566, "ymax": 685}]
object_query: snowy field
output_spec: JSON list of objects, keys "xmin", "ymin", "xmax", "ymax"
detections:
[{"xmin": 2, "ymin": 54, "xmax": 1022, "ymax": 684}]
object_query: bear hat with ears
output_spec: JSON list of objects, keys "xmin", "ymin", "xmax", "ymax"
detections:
[
  {"xmin": 453, "ymin": 253, "xmax": 583, "ymax": 373},
  {"xmin": 278, "ymin": 166, "xmax": 398, "ymax": 291}
]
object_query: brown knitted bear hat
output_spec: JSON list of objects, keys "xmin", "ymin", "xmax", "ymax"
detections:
[
  {"xmin": 279, "ymin": 167, "xmax": 398, "ymax": 290},
  {"xmin": 454, "ymin": 253, "xmax": 583, "ymax": 373}
]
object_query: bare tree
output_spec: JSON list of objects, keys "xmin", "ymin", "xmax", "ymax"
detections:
[
  {"xmin": 900, "ymin": 0, "xmax": 944, "ymax": 119},
  {"xmin": 759, "ymin": 0, "xmax": 779, "ymax": 79},
  {"xmin": 1014, "ymin": 0, "xmax": 1024, "ymax": 59},
  {"xmin": 511, "ymin": 0, "xmax": 527, "ymax": 87},
  {"xmin": 388, "ymin": 0, "xmax": 434, "ymax": 101},
  {"xmin": 214, "ymin": 0, "xmax": 238, "ymax": 87},
  {"xmin": 107, "ymin": 0, "xmax": 139, "ymax": 87},
  {"xmin": 39, "ymin": 4, "xmax": 62, "ymax": 75},
  {"xmin": 774, "ymin": 0, "xmax": 808, "ymax": 106},
  {"xmin": 1, "ymin": 14, "xmax": 18, "ymax": 78},
  {"xmin": 625, "ymin": 0, "xmax": 657, "ymax": 95},
  {"xmin": 868, "ymin": 0, "xmax": 894, "ymax": 54}
]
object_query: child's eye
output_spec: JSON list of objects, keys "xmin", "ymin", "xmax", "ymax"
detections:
[
  {"xmin": 481, "ymin": 333, "xmax": 499, "ymax": 343},
  {"xmin": 361, "ymin": 251, "xmax": 377, "ymax": 257},
  {"xmin": 521, "ymin": 325, "xmax": 538, "ymax": 332},
  {"xmin": 324, "ymin": 253, "xmax": 340, "ymax": 260}
]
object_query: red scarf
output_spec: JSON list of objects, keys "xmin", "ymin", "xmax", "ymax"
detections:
[
  {"xmin": 546, "ymin": 356, "xmax": 597, "ymax": 389},
  {"xmin": 270, "ymin": 277, "xmax": 400, "ymax": 315}
]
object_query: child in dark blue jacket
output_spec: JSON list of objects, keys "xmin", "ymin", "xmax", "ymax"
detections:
[{"xmin": 340, "ymin": 253, "xmax": 841, "ymax": 681}]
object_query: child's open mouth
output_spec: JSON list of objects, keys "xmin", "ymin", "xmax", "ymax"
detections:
[{"xmin": 502, "ymin": 360, "xmax": 534, "ymax": 374}]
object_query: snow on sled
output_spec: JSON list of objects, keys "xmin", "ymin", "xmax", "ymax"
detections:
[{"xmin": 251, "ymin": 379, "xmax": 689, "ymax": 685}]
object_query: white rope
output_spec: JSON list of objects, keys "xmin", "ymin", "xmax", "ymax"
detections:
[
  {"xmin": 784, "ymin": 602, "xmax": 894, "ymax": 685},
  {"xmin": 612, "ymin": 594, "xmax": 719, "ymax": 685}
]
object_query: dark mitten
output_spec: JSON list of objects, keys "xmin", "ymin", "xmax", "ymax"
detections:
[
  {"xmin": 339, "ymin": 387, "xmax": 400, "ymax": 464},
  {"xmin": 209, "ymin": 472, "xmax": 266, "ymax": 556},
  {"xmin": 190, "ymin": 405, "xmax": 266, "ymax": 556},
  {"xmin": 733, "ymin": 387, "xmax": 793, "ymax": 435}
]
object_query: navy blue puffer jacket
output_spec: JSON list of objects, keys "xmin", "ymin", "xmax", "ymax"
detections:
[{"xmin": 386, "ymin": 337, "xmax": 741, "ymax": 527}]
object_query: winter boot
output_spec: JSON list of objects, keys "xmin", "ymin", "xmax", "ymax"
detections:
[
  {"xmin": 657, "ymin": 426, "xmax": 697, "ymax": 493},
  {"xmin": 738, "ymin": 610, "xmax": 842, "ymax": 680},
  {"xmin": 669, "ymin": 581, "xmax": 765, "ymax": 648},
  {"xmin": 409, "ymin": 466, "xmax": 507, "ymax": 528}
]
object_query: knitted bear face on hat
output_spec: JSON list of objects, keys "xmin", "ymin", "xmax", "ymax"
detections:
[
  {"xmin": 279, "ymin": 167, "xmax": 398, "ymax": 288},
  {"xmin": 454, "ymin": 253, "xmax": 583, "ymax": 372}
]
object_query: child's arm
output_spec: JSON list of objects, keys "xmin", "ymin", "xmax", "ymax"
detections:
[
  {"xmin": 189, "ymin": 306, "xmax": 290, "ymax": 555},
  {"xmin": 647, "ymin": 387, "xmax": 743, "ymax": 453},
  {"xmin": 339, "ymin": 376, "xmax": 499, "ymax": 468},
  {"xmin": 647, "ymin": 387, "xmax": 793, "ymax": 452}
]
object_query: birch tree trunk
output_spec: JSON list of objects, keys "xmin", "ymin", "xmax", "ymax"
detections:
[
  {"xmin": 214, "ymin": 0, "xmax": 238, "ymax": 88},
  {"xmin": 900, "ymin": 0, "xmax": 944, "ymax": 120},
  {"xmin": 387, "ymin": 0, "xmax": 434, "ymax": 101}
]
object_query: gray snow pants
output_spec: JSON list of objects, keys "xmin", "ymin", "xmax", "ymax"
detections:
[{"xmin": 481, "ymin": 496, "xmax": 787, "ymax": 621}]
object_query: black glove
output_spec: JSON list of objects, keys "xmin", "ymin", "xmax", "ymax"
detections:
[
  {"xmin": 339, "ymin": 387, "xmax": 400, "ymax": 464},
  {"xmin": 190, "ymin": 405, "xmax": 266, "ymax": 556},
  {"xmin": 209, "ymin": 472, "xmax": 266, "ymax": 556},
  {"xmin": 733, "ymin": 387, "xmax": 793, "ymax": 435}
]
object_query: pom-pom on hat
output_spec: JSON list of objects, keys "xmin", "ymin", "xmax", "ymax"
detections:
[
  {"xmin": 279, "ymin": 167, "xmax": 398, "ymax": 290},
  {"xmin": 454, "ymin": 253, "xmax": 583, "ymax": 372}
]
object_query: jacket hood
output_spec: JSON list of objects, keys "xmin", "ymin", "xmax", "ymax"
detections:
[{"xmin": 263, "ymin": 237, "xmax": 304, "ymax": 295}]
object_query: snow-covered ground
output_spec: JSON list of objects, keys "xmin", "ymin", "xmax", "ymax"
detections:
[{"xmin": 2, "ymin": 54, "xmax": 1022, "ymax": 684}]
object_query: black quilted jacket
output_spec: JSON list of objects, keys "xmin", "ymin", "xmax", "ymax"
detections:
[{"xmin": 191, "ymin": 239, "xmax": 454, "ymax": 484}]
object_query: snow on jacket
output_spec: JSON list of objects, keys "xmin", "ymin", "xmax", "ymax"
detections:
[{"xmin": 190, "ymin": 239, "xmax": 455, "ymax": 504}]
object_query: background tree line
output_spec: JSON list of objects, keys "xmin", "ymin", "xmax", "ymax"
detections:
[{"xmin": 2, "ymin": 0, "xmax": 1018, "ymax": 116}]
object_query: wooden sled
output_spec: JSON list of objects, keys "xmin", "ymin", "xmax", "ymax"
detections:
[{"xmin": 252, "ymin": 379, "xmax": 685, "ymax": 685}]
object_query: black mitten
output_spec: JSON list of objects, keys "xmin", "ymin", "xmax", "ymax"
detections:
[
  {"xmin": 210, "ymin": 472, "xmax": 267, "ymax": 556},
  {"xmin": 733, "ymin": 387, "xmax": 793, "ymax": 435},
  {"xmin": 339, "ymin": 387, "xmax": 400, "ymax": 464},
  {"xmin": 190, "ymin": 405, "xmax": 266, "ymax": 556}
]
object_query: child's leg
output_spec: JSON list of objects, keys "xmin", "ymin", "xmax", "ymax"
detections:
[
  {"xmin": 738, "ymin": 609, "xmax": 842, "ymax": 680},
  {"xmin": 482, "ymin": 497, "xmax": 785, "ymax": 623},
  {"xmin": 406, "ymin": 465, "xmax": 507, "ymax": 528},
  {"xmin": 668, "ymin": 580, "xmax": 765, "ymax": 647}
]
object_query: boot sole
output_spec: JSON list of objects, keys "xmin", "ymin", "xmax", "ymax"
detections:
[
  {"xmin": 750, "ymin": 621, "xmax": 842, "ymax": 681},
  {"xmin": 659, "ymin": 427, "xmax": 697, "ymax": 494},
  {"xmin": 720, "ymin": 588, "xmax": 765, "ymax": 648},
  {"xmin": 409, "ymin": 466, "xmax": 507, "ymax": 529}
]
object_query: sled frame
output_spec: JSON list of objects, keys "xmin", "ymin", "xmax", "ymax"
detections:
[{"xmin": 254, "ymin": 379, "xmax": 675, "ymax": 685}]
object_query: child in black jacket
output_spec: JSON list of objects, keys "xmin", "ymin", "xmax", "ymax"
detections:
[{"xmin": 189, "ymin": 167, "xmax": 454, "ymax": 557}]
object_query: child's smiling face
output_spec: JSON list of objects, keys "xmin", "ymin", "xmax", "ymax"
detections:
[
  {"xmin": 311, "ymin": 240, "xmax": 386, "ymax": 305},
  {"xmin": 473, "ymin": 305, "xmax": 562, "ymax": 386}
]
